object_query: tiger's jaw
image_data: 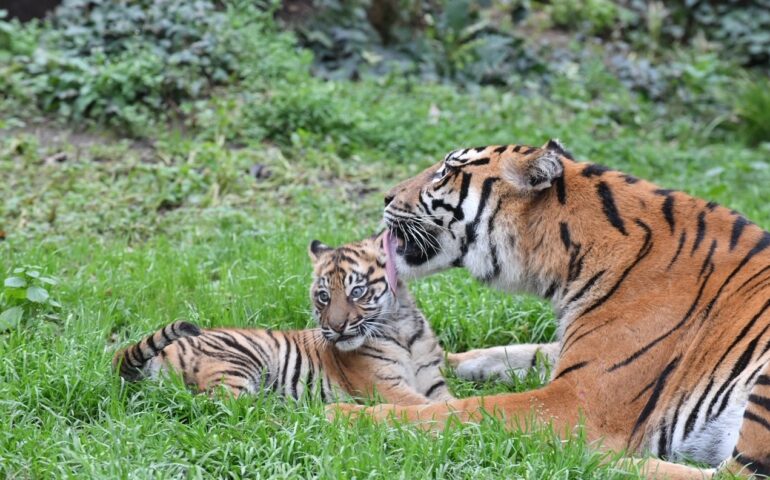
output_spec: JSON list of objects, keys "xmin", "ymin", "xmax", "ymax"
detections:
[
  {"xmin": 332, "ymin": 334, "xmax": 366, "ymax": 352},
  {"xmin": 386, "ymin": 224, "xmax": 439, "ymax": 265},
  {"xmin": 383, "ymin": 215, "xmax": 464, "ymax": 280},
  {"xmin": 322, "ymin": 321, "xmax": 385, "ymax": 351}
]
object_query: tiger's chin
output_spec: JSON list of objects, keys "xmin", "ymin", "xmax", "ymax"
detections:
[
  {"xmin": 333, "ymin": 335, "xmax": 366, "ymax": 352},
  {"xmin": 385, "ymin": 225, "xmax": 450, "ymax": 279}
]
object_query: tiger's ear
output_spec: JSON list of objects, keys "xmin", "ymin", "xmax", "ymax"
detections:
[
  {"xmin": 308, "ymin": 240, "xmax": 332, "ymax": 262},
  {"xmin": 503, "ymin": 139, "xmax": 566, "ymax": 192}
]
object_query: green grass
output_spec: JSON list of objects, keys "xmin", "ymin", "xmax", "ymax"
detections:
[{"xmin": 1, "ymin": 6, "xmax": 768, "ymax": 476}]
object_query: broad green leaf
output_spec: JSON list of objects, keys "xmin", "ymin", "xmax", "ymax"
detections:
[
  {"xmin": 38, "ymin": 276, "xmax": 59, "ymax": 285},
  {"xmin": 6, "ymin": 288, "xmax": 27, "ymax": 300},
  {"xmin": 26, "ymin": 270, "xmax": 40, "ymax": 278},
  {"xmin": 4, "ymin": 277, "xmax": 26, "ymax": 288},
  {"xmin": 0, "ymin": 306, "xmax": 23, "ymax": 330},
  {"xmin": 26, "ymin": 286, "xmax": 50, "ymax": 303},
  {"xmin": 13, "ymin": 268, "xmax": 24, "ymax": 274}
]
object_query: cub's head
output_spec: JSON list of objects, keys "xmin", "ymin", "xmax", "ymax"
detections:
[
  {"xmin": 383, "ymin": 140, "xmax": 570, "ymax": 283},
  {"xmin": 308, "ymin": 233, "xmax": 398, "ymax": 351}
]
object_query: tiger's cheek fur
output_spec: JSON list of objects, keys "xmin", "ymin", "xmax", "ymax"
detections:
[{"xmin": 385, "ymin": 147, "xmax": 555, "ymax": 295}]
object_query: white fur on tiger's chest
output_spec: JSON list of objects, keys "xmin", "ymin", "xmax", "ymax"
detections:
[
  {"xmin": 664, "ymin": 369, "xmax": 757, "ymax": 466},
  {"xmin": 672, "ymin": 402, "xmax": 744, "ymax": 466}
]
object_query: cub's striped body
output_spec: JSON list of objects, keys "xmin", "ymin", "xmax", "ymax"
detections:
[
  {"xmin": 335, "ymin": 140, "xmax": 770, "ymax": 479},
  {"xmin": 114, "ymin": 235, "xmax": 452, "ymax": 405}
]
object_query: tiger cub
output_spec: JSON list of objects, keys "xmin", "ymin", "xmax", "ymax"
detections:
[{"xmin": 113, "ymin": 233, "xmax": 453, "ymax": 405}]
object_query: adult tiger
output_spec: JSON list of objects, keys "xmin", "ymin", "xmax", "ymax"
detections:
[
  {"xmin": 113, "ymin": 234, "xmax": 452, "ymax": 405},
  {"xmin": 333, "ymin": 140, "xmax": 770, "ymax": 479}
]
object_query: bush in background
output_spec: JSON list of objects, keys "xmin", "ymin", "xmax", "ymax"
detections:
[
  {"xmin": 0, "ymin": 0, "xmax": 767, "ymax": 147},
  {"xmin": 734, "ymin": 76, "xmax": 770, "ymax": 146},
  {"xmin": 627, "ymin": 0, "xmax": 770, "ymax": 68},
  {"xmin": 289, "ymin": 0, "xmax": 544, "ymax": 87},
  {"xmin": 1, "ymin": 0, "xmax": 299, "ymax": 133}
]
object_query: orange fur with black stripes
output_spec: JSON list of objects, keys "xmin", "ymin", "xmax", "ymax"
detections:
[
  {"xmin": 331, "ymin": 140, "xmax": 770, "ymax": 479},
  {"xmin": 113, "ymin": 235, "xmax": 452, "ymax": 405}
]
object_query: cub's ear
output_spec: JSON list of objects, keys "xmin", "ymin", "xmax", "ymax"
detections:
[
  {"xmin": 503, "ymin": 139, "xmax": 567, "ymax": 192},
  {"xmin": 308, "ymin": 240, "xmax": 332, "ymax": 261},
  {"xmin": 371, "ymin": 229, "xmax": 388, "ymax": 261},
  {"xmin": 371, "ymin": 229, "xmax": 386, "ymax": 246}
]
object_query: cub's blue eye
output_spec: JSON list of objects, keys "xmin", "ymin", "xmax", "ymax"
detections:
[
  {"xmin": 317, "ymin": 291, "xmax": 330, "ymax": 303},
  {"xmin": 350, "ymin": 286, "xmax": 366, "ymax": 299}
]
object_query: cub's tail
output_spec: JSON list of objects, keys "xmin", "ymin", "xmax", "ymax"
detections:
[{"xmin": 113, "ymin": 321, "xmax": 201, "ymax": 381}]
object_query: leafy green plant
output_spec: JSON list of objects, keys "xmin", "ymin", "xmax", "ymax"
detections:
[
  {"xmin": 48, "ymin": 0, "xmax": 238, "ymax": 94},
  {"xmin": 545, "ymin": 0, "xmax": 626, "ymax": 35},
  {"xmin": 622, "ymin": 0, "xmax": 770, "ymax": 69},
  {"xmin": 0, "ymin": 12, "xmax": 40, "ymax": 112},
  {"xmin": 241, "ymin": 80, "xmax": 354, "ymax": 145},
  {"xmin": 734, "ymin": 76, "xmax": 770, "ymax": 146},
  {"xmin": 1, "ymin": 265, "xmax": 60, "ymax": 331},
  {"xmin": 290, "ymin": 0, "xmax": 541, "ymax": 87},
  {"xmin": 0, "ymin": 0, "xmax": 281, "ymax": 133},
  {"xmin": 417, "ymin": 0, "xmax": 543, "ymax": 87},
  {"xmin": 678, "ymin": 0, "xmax": 770, "ymax": 68}
]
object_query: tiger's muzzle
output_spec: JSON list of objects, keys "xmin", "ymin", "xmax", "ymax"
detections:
[{"xmin": 383, "ymin": 210, "xmax": 442, "ymax": 266}]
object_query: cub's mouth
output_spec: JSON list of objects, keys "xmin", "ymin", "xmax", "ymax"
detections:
[
  {"xmin": 384, "ymin": 221, "xmax": 441, "ymax": 266},
  {"xmin": 322, "ymin": 326, "xmax": 367, "ymax": 351},
  {"xmin": 328, "ymin": 332, "xmax": 365, "ymax": 352}
]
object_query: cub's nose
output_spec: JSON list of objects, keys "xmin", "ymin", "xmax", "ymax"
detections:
[{"xmin": 329, "ymin": 321, "xmax": 347, "ymax": 334}]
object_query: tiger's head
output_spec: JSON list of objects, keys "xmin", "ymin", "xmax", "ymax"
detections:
[
  {"xmin": 383, "ymin": 140, "xmax": 571, "ymax": 291},
  {"xmin": 308, "ymin": 233, "xmax": 400, "ymax": 351}
]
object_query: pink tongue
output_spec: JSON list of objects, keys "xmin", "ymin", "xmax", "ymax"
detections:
[{"xmin": 383, "ymin": 229, "xmax": 398, "ymax": 294}]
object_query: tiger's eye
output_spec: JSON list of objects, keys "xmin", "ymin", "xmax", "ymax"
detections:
[
  {"xmin": 432, "ymin": 165, "xmax": 448, "ymax": 182},
  {"xmin": 317, "ymin": 291, "xmax": 330, "ymax": 303},
  {"xmin": 350, "ymin": 286, "xmax": 366, "ymax": 299}
]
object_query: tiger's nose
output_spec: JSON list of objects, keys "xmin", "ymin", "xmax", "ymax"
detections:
[
  {"xmin": 329, "ymin": 321, "xmax": 347, "ymax": 334},
  {"xmin": 384, "ymin": 194, "xmax": 394, "ymax": 207}
]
